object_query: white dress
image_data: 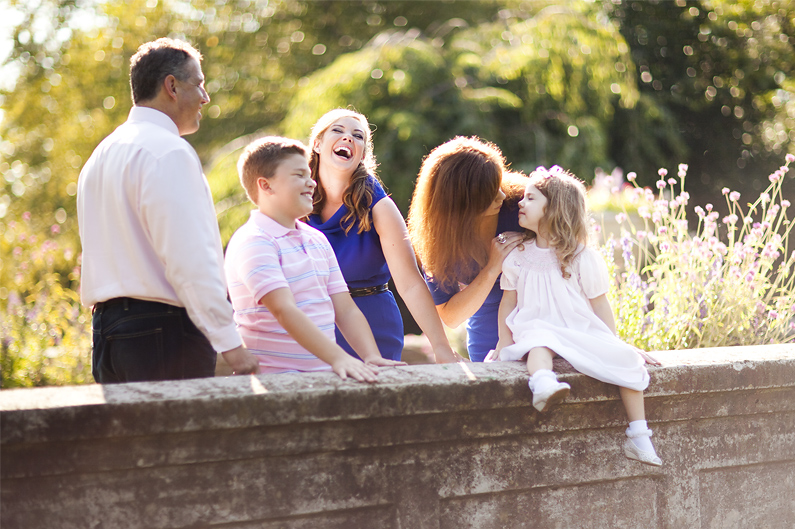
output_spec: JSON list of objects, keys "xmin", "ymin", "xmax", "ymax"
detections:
[{"xmin": 499, "ymin": 241, "xmax": 649, "ymax": 391}]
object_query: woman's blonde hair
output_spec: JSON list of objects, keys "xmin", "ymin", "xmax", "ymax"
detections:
[
  {"xmin": 407, "ymin": 136, "xmax": 525, "ymax": 290},
  {"xmin": 525, "ymin": 166, "xmax": 590, "ymax": 279},
  {"xmin": 308, "ymin": 108, "xmax": 382, "ymax": 234}
]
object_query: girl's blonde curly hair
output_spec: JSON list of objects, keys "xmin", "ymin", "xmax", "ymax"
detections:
[{"xmin": 525, "ymin": 166, "xmax": 590, "ymax": 279}]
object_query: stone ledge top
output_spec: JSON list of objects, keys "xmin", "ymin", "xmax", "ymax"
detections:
[{"xmin": 1, "ymin": 343, "xmax": 793, "ymax": 413}]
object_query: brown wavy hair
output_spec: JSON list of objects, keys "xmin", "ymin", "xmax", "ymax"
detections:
[
  {"xmin": 407, "ymin": 136, "xmax": 525, "ymax": 290},
  {"xmin": 524, "ymin": 167, "xmax": 590, "ymax": 279},
  {"xmin": 308, "ymin": 108, "xmax": 382, "ymax": 234}
]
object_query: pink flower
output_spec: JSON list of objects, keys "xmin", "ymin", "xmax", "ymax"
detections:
[
  {"xmin": 13, "ymin": 247, "xmax": 22, "ymax": 256},
  {"xmin": 615, "ymin": 213, "xmax": 628, "ymax": 223},
  {"xmin": 722, "ymin": 187, "xmax": 730, "ymax": 195},
  {"xmin": 627, "ymin": 172, "xmax": 637, "ymax": 182},
  {"xmin": 695, "ymin": 206, "xmax": 705, "ymax": 218},
  {"xmin": 658, "ymin": 226, "xmax": 668, "ymax": 235},
  {"xmin": 22, "ymin": 212, "xmax": 31, "ymax": 221},
  {"xmin": 782, "ymin": 200, "xmax": 791, "ymax": 208},
  {"xmin": 658, "ymin": 168, "xmax": 668, "ymax": 177},
  {"xmin": 668, "ymin": 178, "xmax": 676, "ymax": 186},
  {"xmin": 760, "ymin": 192, "xmax": 770, "ymax": 204},
  {"xmin": 769, "ymin": 172, "xmax": 781, "ymax": 183},
  {"xmin": 706, "ymin": 203, "xmax": 714, "ymax": 212},
  {"xmin": 769, "ymin": 310, "xmax": 779, "ymax": 320},
  {"xmin": 51, "ymin": 224, "xmax": 60, "ymax": 234},
  {"xmin": 656, "ymin": 180, "xmax": 666, "ymax": 189},
  {"xmin": 729, "ymin": 191, "xmax": 741, "ymax": 202},
  {"xmin": 786, "ymin": 153, "xmax": 795, "ymax": 163}
]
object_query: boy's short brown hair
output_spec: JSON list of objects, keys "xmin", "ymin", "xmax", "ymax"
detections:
[{"xmin": 237, "ymin": 136, "xmax": 309, "ymax": 203}]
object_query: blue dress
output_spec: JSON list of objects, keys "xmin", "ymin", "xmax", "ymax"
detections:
[
  {"xmin": 307, "ymin": 176, "xmax": 404, "ymax": 361},
  {"xmin": 426, "ymin": 198, "xmax": 522, "ymax": 362}
]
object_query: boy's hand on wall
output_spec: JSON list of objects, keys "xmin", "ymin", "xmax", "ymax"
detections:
[{"xmin": 332, "ymin": 356, "xmax": 379, "ymax": 383}]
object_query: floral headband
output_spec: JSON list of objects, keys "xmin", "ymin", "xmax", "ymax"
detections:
[{"xmin": 534, "ymin": 165, "xmax": 565, "ymax": 180}]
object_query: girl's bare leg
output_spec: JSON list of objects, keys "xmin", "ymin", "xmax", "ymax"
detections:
[
  {"xmin": 619, "ymin": 387, "xmax": 646, "ymax": 422},
  {"xmin": 526, "ymin": 346, "xmax": 555, "ymax": 375}
]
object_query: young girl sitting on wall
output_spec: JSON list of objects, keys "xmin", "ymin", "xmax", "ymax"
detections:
[{"xmin": 489, "ymin": 166, "xmax": 663, "ymax": 466}]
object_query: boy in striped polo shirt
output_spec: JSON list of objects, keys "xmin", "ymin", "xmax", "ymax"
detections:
[{"xmin": 224, "ymin": 136, "xmax": 404, "ymax": 381}]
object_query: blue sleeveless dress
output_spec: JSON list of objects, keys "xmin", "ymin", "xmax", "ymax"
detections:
[
  {"xmin": 307, "ymin": 176, "xmax": 404, "ymax": 361},
  {"xmin": 425, "ymin": 198, "xmax": 522, "ymax": 362}
]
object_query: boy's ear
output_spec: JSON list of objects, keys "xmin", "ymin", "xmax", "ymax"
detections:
[{"xmin": 256, "ymin": 176, "xmax": 271, "ymax": 194}]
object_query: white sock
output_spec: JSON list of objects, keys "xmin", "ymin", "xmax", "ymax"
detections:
[
  {"xmin": 529, "ymin": 369, "xmax": 559, "ymax": 394},
  {"xmin": 627, "ymin": 420, "xmax": 656, "ymax": 454}
]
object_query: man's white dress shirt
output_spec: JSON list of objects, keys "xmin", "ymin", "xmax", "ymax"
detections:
[{"xmin": 77, "ymin": 106, "xmax": 242, "ymax": 353}]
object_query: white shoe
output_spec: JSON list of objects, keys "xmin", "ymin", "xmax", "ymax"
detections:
[
  {"xmin": 531, "ymin": 381, "xmax": 570, "ymax": 412},
  {"xmin": 623, "ymin": 438, "xmax": 662, "ymax": 467}
]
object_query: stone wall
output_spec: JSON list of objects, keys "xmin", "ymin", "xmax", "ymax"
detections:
[{"xmin": 2, "ymin": 344, "xmax": 794, "ymax": 528}]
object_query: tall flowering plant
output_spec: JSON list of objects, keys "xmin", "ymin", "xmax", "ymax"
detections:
[
  {"xmin": 601, "ymin": 155, "xmax": 795, "ymax": 351},
  {"xmin": 0, "ymin": 214, "xmax": 92, "ymax": 387}
]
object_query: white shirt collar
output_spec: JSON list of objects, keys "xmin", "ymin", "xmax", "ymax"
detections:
[{"xmin": 128, "ymin": 106, "xmax": 180, "ymax": 137}]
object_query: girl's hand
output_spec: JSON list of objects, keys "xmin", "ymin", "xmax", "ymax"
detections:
[
  {"xmin": 485, "ymin": 231, "xmax": 524, "ymax": 275},
  {"xmin": 434, "ymin": 344, "xmax": 467, "ymax": 363},
  {"xmin": 635, "ymin": 348, "xmax": 662, "ymax": 366},
  {"xmin": 364, "ymin": 356, "xmax": 407, "ymax": 367},
  {"xmin": 331, "ymin": 356, "xmax": 379, "ymax": 383},
  {"xmin": 484, "ymin": 349, "xmax": 500, "ymax": 362}
]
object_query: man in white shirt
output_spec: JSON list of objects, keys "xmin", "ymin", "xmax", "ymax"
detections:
[{"xmin": 77, "ymin": 38, "xmax": 259, "ymax": 383}]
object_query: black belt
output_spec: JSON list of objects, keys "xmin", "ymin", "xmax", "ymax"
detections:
[
  {"xmin": 348, "ymin": 283, "xmax": 389, "ymax": 298},
  {"xmin": 94, "ymin": 297, "xmax": 180, "ymax": 312}
]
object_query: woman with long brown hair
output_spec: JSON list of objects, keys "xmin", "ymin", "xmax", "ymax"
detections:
[
  {"xmin": 305, "ymin": 108, "xmax": 459, "ymax": 363},
  {"xmin": 407, "ymin": 136, "xmax": 527, "ymax": 361}
]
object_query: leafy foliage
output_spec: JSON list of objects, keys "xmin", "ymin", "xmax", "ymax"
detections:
[{"xmin": 1, "ymin": 212, "xmax": 91, "ymax": 387}]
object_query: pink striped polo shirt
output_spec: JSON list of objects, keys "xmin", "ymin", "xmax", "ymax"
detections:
[{"xmin": 224, "ymin": 210, "xmax": 348, "ymax": 373}]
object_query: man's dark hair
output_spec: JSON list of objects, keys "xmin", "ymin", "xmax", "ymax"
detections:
[{"xmin": 129, "ymin": 38, "xmax": 202, "ymax": 104}]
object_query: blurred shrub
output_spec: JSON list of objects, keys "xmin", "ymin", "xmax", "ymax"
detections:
[{"xmin": 1, "ymin": 213, "xmax": 91, "ymax": 388}]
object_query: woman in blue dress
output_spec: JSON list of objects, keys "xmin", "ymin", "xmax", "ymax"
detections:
[
  {"xmin": 305, "ymin": 108, "xmax": 458, "ymax": 363},
  {"xmin": 407, "ymin": 137, "xmax": 527, "ymax": 362}
]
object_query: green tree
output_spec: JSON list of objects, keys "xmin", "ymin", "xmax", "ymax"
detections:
[{"xmin": 606, "ymin": 0, "xmax": 795, "ymax": 194}]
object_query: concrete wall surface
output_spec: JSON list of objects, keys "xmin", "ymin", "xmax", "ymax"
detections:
[{"xmin": 2, "ymin": 344, "xmax": 794, "ymax": 529}]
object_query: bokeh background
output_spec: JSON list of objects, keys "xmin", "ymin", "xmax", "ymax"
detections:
[{"xmin": 1, "ymin": 0, "xmax": 793, "ymax": 386}]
